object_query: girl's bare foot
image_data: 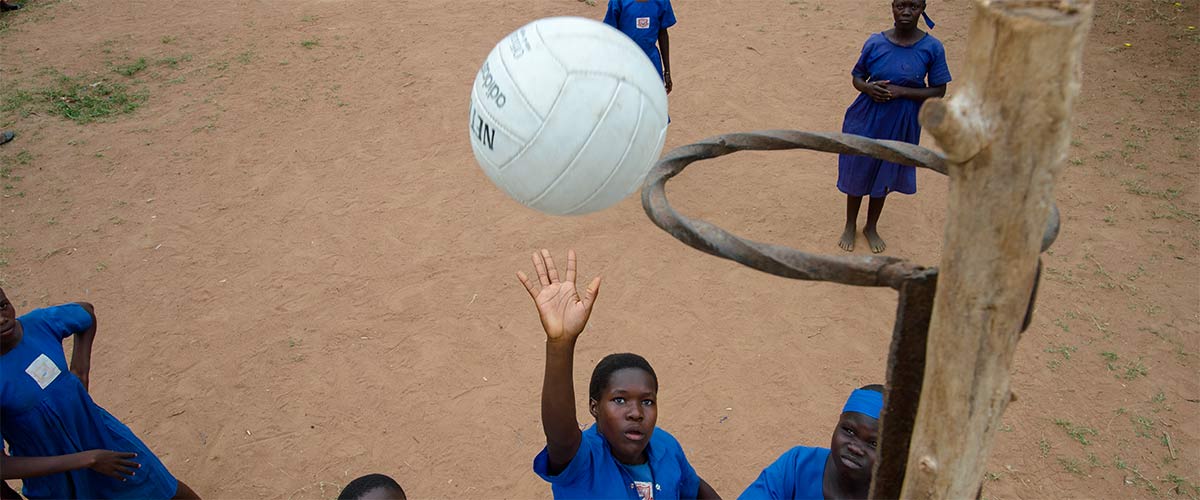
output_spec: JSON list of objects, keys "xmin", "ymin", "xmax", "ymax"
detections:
[
  {"xmin": 864, "ymin": 226, "xmax": 886, "ymax": 253},
  {"xmin": 838, "ymin": 224, "xmax": 856, "ymax": 252}
]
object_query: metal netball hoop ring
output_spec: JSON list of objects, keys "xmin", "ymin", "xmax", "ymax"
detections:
[
  {"xmin": 640, "ymin": 129, "xmax": 1060, "ymax": 291},
  {"xmin": 640, "ymin": 129, "xmax": 1062, "ymax": 498}
]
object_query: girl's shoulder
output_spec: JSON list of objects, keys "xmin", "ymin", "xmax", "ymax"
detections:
[
  {"xmin": 917, "ymin": 32, "xmax": 946, "ymax": 51},
  {"xmin": 865, "ymin": 31, "xmax": 889, "ymax": 45},
  {"xmin": 859, "ymin": 32, "xmax": 890, "ymax": 53}
]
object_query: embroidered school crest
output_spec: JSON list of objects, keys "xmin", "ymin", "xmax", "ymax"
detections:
[{"xmin": 636, "ymin": 17, "xmax": 650, "ymax": 29}]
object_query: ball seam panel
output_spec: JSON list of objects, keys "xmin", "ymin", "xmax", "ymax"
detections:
[{"xmin": 527, "ymin": 76, "xmax": 624, "ymax": 207}]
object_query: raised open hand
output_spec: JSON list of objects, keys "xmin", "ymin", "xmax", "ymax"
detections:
[{"xmin": 517, "ymin": 249, "xmax": 601, "ymax": 343}]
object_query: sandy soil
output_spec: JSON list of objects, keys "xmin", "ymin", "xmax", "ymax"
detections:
[{"xmin": 1, "ymin": 0, "xmax": 1196, "ymax": 498}]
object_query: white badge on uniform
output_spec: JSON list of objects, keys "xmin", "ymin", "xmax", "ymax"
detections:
[
  {"xmin": 26, "ymin": 354, "xmax": 61, "ymax": 389},
  {"xmin": 636, "ymin": 17, "xmax": 650, "ymax": 29}
]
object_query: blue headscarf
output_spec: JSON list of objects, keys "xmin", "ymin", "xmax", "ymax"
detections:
[{"xmin": 842, "ymin": 389, "xmax": 884, "ymax": 419}]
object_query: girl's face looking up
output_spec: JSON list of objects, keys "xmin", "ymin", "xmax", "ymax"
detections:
[{"xmin": 590, "ymin": 367, "xmax": 658, "ymax": 465}]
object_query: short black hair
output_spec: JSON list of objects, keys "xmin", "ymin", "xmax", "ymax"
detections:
[
  {"xmin": 860, "ymin": 384, "xmax": 885, "ymax": 393},
  {"xmin": 589, "ymin": 353, "xmax": 658, "ymax": 400},
  {"xmin": 338, "ymin": 474, "xmax": 406, "ymax": 500}
]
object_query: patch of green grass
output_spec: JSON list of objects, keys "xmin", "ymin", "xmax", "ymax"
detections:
[
  {"xmin": 161, "ymin": 35, "xmax": 176, "ymax": 44},
  {"xmin": 1054, "ymin": 419, "xmax": 1098, "ymax": 445},
  {"xmin": 236, "ymin": 50, "xmax": 254, "ymax": 64},
  {"xmin": 300, "ymin": 39, "xmax": 319, "ymax": 49},
  {"xmin": 1131, "ymin": 415, "xmax": 1154, "ymax": 438},
  {"xmin": 113, "ymin": 58, "xmax": 148, "ymax": 77},
  {"xmin": 1046, "ymin": 344, "xmax": 1077, "ymax": 360},
  {"xmin": 95, "ymin": 262, "xmax": 108, "ymax": 272},
  {"xmin": 1166, "ymin": 474, "xmax": 1199, "ymax": 497},
  {"xmin": 1123, "ymin": 180, "xmax": 1183, "ymax": 200},
  {"xmin": 1151, "ymin": 203, "xmax": 1200, "ymax": 224},
  {"xmin": 1, "ymin": 89, "xmax": 35, "ymax": 115},
  {"xmin": 1151, "ymin": 391, "xmax": 1166, "ymax": 404},
  {"xmin": 1039, "ymin": 438, "xmax": 1051, "ymax": 458},
  {"xmin": 1119, "ymin": 359, "xmax": 1149, "ymax": 380},
  {"xmin": 156, "ymin": 54, "xmax": 192, "ymax": 68},
  {"xmin": 39, "ymin": 75, "xmax": 148, "ymax": 124},
  {"xmin": 1101, "ymin": 351, "xmax": 1120, "ymax": 370},
  {"xmin": 1057, "ymin": 457, "xmax": 1084, "ymax": 476}
]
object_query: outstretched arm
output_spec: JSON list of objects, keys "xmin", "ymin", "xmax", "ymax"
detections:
[
  {"xmin": 517, "ymin": 249, "xmax": 601, "ymax": 475},
  {"xmin": 69, "ymin": 302, "xmax": 97, "ymax": 391},
  {"xmin": 659, "ymin": 29, "xmax": 672, "ymax": 94},
  {"xmin": 2, "ymin": 450, "xmax": 139, "ymax": 481}
]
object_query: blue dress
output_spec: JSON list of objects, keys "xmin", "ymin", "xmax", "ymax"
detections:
[
  {"xmin": 738, "ymin": 446, "xmax": 829, "ymax": 500},
  {"xmin": 603, "ymin": 0, "xmax": 677, "ymax": 78},
  {"xmin": 837, "ymin": 32, "xmax": 951, "ymax": 198},
  {"xmin": 533, "ymin": 424, "xmax": 701, "ymax": 499},
  {"xmin": 1, "ymin": 304, "xmax": 179, "ymax": 499}
]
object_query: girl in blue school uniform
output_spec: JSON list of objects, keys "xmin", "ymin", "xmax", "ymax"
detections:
[
  {"xmin": 739, "ymin": 386, "xmax": 883, "ymax": 500},
  {"xmin": 836, "ymin": 0, "xmax": 951, "ymax": 254},
  {"xmin": 603, "ymin": 0, "xmax": 676, "ymax": 94},
  {"xmin": 517, "ymin": 249, "xmax": 720, "ymax": 499},
  {"xmin": 0, "ymin": 288, "xmax": 200, "ymax": 500}
]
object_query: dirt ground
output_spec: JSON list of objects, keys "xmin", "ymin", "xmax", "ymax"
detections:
[{"xmin": 1, "ymin": 0, "xmax": 1196, "ymax": 498}]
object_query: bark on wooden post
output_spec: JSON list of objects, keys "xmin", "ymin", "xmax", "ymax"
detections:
[{"xmin": 897, "ymin": 1, "xmax": 1093, "ymax": 498}]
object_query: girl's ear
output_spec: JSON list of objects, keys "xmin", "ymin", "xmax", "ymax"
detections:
[{"xmin": 589, "ymin": 398, "xmax": 599, "ymax": 418}]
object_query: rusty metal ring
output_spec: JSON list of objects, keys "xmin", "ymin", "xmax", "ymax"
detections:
[{"xmin": 640, "ymin": 130, "xmax": 1060, "ymax": 290}]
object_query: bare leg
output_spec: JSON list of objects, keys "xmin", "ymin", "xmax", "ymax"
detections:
[
  {"xmin": 839, "ymin": 195, "xmax": 863, "ymax": 252},
  {"xmin": 172, "ymin": 480, "xmax": 201, "ymax": 500},
  {"xmin": 864, "ymin": 196, "xmax": 887, "ymax": 253}
]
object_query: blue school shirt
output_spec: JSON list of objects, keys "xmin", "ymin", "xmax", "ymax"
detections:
[
  {"xmin": 534, "ymin": 425, "xmax": 701, "ymax": 499},
  {"xmin": 738, "ymin": 446, "xmax": 829, "ymax": 500},
  {"xmin": 603, "ymin": 0, "xmax": 677, "ymax": 76},
  {"xmin": 1, "ymin": 304, "xmax": 178, "ymax": 500}
]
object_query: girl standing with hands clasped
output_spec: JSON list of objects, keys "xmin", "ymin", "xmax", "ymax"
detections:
[
  {"xmin": 836, "ymin": 0, "xmax": 951, "ymax": 253},
  {"xmin": 0, "ymin": 288, "xmax": 199, "ymax": 499}
]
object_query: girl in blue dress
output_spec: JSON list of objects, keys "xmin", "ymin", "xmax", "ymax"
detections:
[
  {"xmin": 738, "ymin": 386, "xmax": 883, "ymax": 500},
  {"xmin": 603, "ymin": 0, "xmax": 676, "ymax": 94},
  {"xmin": 0, "ymin": 288, "xmax": 200, "ymax": 499},
  {"xmin": 837, "ymin": 0, "xmax": 951, "ymax": 253},
  {"xmin": 518, "ymin": 249, "xmax": 720, "ymax": 499}
]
